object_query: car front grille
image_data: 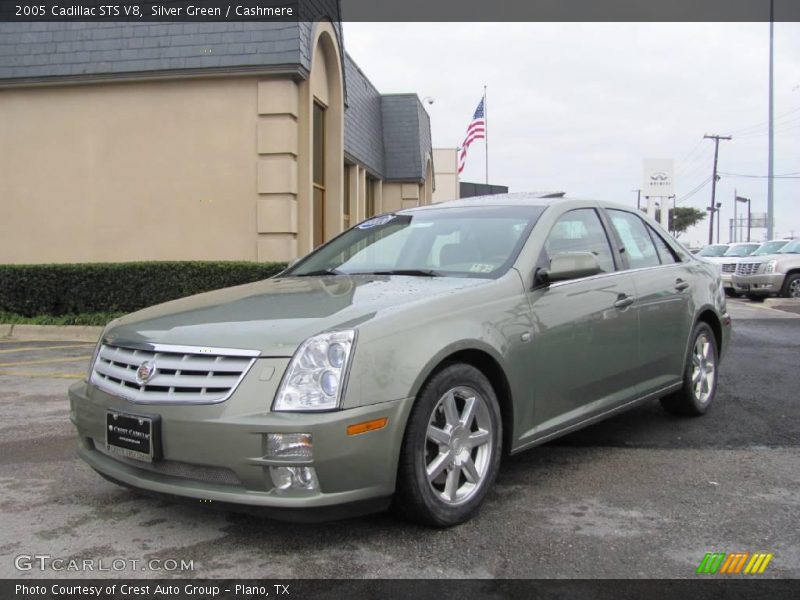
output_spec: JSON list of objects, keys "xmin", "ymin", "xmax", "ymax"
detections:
[
  {"xmin": 736, "ymin": 262, "xmax": 761, "ymax": 276},
  {"xmin": 90, "ymin": 342, "xmax": 258, "ymax": 404},
  {"xmin": 721, "ymin": 263, "xmax": 737, "ymax": 273}
]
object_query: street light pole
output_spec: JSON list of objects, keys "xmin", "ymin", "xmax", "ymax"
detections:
[
  {"xmin": 736, "ymin": 195, "xmax": 751, "ymax": 243},
  {"xmin": 767, "ymin": 0, "xmax": 775, "ymax": 239}
]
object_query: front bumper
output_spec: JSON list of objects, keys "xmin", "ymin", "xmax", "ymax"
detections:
[
  {"xmin": 720, "ymin": 272, "xmax": 734, "ymax": 288},
  {"xmin": 69, "ymin": 378, "xmax": 413, "ymax": 517},
  {"xmin": 731, "ymin": 273, "xmax": 784, "ymax": 296}
]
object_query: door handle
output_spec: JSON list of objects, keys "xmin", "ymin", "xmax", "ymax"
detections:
[
  {"xmin": 675, "ymin": 279, "xmax": 690, "ymax": 292},
  {"xmin": 614, "ymin": 295, "xmax": 635, "ymax": 309}
]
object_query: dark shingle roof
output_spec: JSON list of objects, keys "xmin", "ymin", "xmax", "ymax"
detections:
[
  {"xmin": 343, "ymin": 53, "xmax": 385, "ymax": 178},
  {"xmin": 381, "ymin": 94, "xmax": 432, "ymax": 182},
  {"xmin": 0, "ymin": 22, "xmax": 311, "ymax": 81}
]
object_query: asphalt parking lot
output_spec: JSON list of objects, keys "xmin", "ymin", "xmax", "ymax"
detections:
[{"xmin": 0, "ymin": 299, "xmax": 798, "ymax": 579}]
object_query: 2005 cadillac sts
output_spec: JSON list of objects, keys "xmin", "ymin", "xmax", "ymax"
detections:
[{"xmin": 69, "ymin": 195, "xmax": 730, "ymax": 526}]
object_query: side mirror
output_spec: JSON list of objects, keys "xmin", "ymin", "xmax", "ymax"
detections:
[{"xmin": 546, "ymin": 252, "xmax": 603, "ymax": 283}]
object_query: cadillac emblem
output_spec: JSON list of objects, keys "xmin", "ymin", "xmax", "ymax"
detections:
[{"xmin": 135, "ymin": 360, "xmax": 156, "ymax": 385}]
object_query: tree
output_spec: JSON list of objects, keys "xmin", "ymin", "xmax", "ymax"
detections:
[{"xmin": 652, "ymin": 207, "xmax": 706, "ymax": 238}]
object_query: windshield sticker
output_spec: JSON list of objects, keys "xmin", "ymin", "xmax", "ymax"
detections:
[
  {"xmin": 358, "ymin": 215, "xmax": 396, "ymax": 229},
  {"xmin": 469, "ymin": 263, "xmax": 495, "ymax": 273}
]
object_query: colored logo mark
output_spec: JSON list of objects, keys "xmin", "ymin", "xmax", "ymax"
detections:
[{"xmin": 696, "ymin": 552, "xmax": 773, "ymax": 575}]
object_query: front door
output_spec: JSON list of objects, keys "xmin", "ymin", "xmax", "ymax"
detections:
[{"xmin": 521, "ymin": 207, "xmax": 640, "ymax": 443}]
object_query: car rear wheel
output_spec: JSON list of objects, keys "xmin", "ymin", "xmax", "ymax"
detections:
[
  {"xmin": 782, "ymin": 273, "xmax": 800, "ymax": 299},
  {"xmin": 660, "ymin": 322, "xmax": 719, "ymax": 416},
  {"xmin": 394, "ymin": 363, "xmax": 502, "ymax": 527}
]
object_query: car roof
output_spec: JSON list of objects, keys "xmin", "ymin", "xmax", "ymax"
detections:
[{"xmin": 401, "ymin": 193, "xmax": 639, "ymax": 213}]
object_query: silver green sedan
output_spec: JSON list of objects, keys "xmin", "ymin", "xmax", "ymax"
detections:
[{"xmin": 69, "ymin": 195, "xmax": 731, "ymax": 527}]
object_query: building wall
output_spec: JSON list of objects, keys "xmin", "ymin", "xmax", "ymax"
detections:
[
  {"xmin": 432, "ymin": 148, "xmax": 459, "ymax": 203},
  {"xmin": 0, "ymin": 21, "xmax": 431, "ymax": 265},
  {"xmin": 0, "ymin": 76, "xmax": 269, "ymax": 264}
]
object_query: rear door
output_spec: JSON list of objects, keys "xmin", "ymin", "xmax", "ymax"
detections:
[
  {"xmin": 522, "ymin": 207, "xmax": 640, "ymax": 443},
  {"xmin": 604, "ymin": 209, "xmax": 693, "ymax": 395}
]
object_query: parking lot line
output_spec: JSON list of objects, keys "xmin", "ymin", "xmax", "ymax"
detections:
[
  {"xmin": 0, "ymin": 370, "xmax": 85, "ymax": 379},
  {"xmin": 0, "ymin": 355, "xmax": 93, "ymax": 368},
  {"xmin": 0, "ymin": 343, "xmax": 94, "ymax": 354}
]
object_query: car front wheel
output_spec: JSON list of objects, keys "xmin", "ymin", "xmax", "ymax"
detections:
[
  {"xmin": 394, "ymin": 363, "xmax": 502, "ymax": 527},
  {"xmin": 782, "ymin": 273, "xmax": 800, "ymax": 299},
  {"xmin": 660, "ymin": 322, "xmax": 719, "ymax": 416}
]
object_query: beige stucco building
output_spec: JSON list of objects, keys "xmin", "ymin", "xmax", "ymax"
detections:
[{"xmin": 0, "ymin": 15, "xmax": 440, "ymax": 264}]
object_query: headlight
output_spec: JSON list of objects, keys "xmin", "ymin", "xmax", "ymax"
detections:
[
  {"xmin": 273, "ymin": 330, "xmax": 356, "ymax": 411},
  {"xmin": 764, "ymin": 260, "xmax": 778, "ymax": 274}
]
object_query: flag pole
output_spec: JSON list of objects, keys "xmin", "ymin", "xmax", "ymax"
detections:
[{"xmin": 484, "ymin": 85, "xmax": 489, "ymax": 185}]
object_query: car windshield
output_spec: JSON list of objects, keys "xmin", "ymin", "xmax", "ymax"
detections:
[
  {"xmin": 753, "ymin": 241, "xmax": 790, "ymax": 255},
  {"xmin": 285, "ymin": 205, "xmax": 545, "ymax": 279},
  {"xmin": 777, "ymin": 240, "xmax": 800, "ymax": 254},
  {"xmin": 723, "ymin": 244, "xmax": 759, "ymax": 257},
  {"xmin": 697, "ymin": 244, "xmax": 729, "ymax": 257}
]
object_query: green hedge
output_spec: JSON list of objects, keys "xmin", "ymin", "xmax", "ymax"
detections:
[{"xmin": 0, "ymin": 261, "xmax": 287, "ymax": 318}]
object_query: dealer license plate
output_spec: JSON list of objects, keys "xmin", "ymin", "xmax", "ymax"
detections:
[{"xmin": 106, "ymin": 411, "xmax": 156, "ymax": 463}]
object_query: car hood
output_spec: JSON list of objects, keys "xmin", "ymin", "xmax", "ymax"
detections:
[
  {"xmin": 737, "ymin": 253, "xmax": 784, "ymax": 264},
  {"xmin": 103, "ymin": 275, "xmax": 488, "ymax": 356}
]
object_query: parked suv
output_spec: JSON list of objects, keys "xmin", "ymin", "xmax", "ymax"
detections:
[
  {"xmin": 704, "ymin": 242, "xmax": 761, "ymax": 295},
  {"xmin": 732, "ymin": 239, "xmax": 800, "ymax": 300}
]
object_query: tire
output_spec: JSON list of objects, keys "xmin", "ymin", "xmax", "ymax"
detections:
[
  {"xmin": 746, "ymin": 294, "xmax": 765, "ymax": 303},
  {"xmin": 660, "ymin": 322, "xmax": 719, "ymax": 416},
  {"xmin": 394, "ymin": 363, "xmax": 502, "ymax": 527},
  {"xmin": 781, "ymin": 273, "xmax": 800, "ymax": 299}
]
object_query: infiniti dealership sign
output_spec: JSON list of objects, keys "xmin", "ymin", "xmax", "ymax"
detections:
[{"xmin": 643, "ymin": 158, "xmax": 675, "ymax": 198}]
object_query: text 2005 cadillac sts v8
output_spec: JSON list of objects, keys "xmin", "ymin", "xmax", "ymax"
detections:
[{"xmin": 69, "ymin": 195, "xmax": 730, "ymax": 527}]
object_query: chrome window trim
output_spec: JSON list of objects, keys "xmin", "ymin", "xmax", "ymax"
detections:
[{"xmin": 547, "ymin": 262, "xmax": 686, "ymax": 289}]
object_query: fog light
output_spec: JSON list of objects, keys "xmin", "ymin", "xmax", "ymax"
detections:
[
  {"xmin": 265, "ymin": 433, "xmax": 313, "ymax": 458},
  {"xmin": 269, "ymin": 466, "xmax": 319, "ymax": 493}
]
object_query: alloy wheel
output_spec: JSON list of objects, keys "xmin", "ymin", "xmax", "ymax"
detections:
[
  {"xmin": 789, "ymin": 278, "xmax": 800, "ymax": 299},
  {"xmin": 424, "ymin": 386, "xmax": 493, "ymax": 505},
  {"xmin": 691, "ymin": 333, "xmax": 716, "ymax": 405}
]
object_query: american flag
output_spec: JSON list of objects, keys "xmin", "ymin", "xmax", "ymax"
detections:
[{"xmin": 457, "ymin": 97, "xmax": 486, "ymax": 174}]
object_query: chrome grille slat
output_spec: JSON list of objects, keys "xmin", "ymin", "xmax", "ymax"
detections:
[
  {"xmin": 90, "ymin": 342, "xmax": 257, "ymax": 404},
  {"xmin": 721, "ymin": 263, "xmax": 736, "ymax": 273},
  {"xmin": 736, "ymin": 262, "xmax": 761, "ymax": 275}
]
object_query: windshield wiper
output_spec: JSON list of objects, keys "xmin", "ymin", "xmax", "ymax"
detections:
[
  {"xmin": 355, "ymin": 269, "xmax": 441, "ymax": 277},
  {"xmin": 292, "ymin": 268, "xmax": 344, "ymax": 277}
]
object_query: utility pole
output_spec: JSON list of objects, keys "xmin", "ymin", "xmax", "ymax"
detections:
[
  {"xmin": 632, "ymin": 188, "xmax": 641, "ymax": 211},
  {"xmin": 767, "ymin": 0, "xmax": 775, "ymax": 239},
  {"xmin": 704, "ymin": 134, "xmax": 732, "ymax": 245}
]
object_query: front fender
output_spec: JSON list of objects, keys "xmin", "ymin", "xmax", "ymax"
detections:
[{"xmin": 341, "ymin": 272, "xmax": 531, "ymax": 413}]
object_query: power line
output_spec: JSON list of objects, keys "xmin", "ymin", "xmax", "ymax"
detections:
[
  {"xmin": 718, "ymin": 171, "xmax": 800, "ymax": 179},
  {"xmin": 676, "ymin": 176, "xmax": 713, "ymax": 204}
]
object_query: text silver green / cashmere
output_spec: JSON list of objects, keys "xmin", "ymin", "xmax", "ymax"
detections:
[{"xmin": 69, "ymin": 195, "xmax": 731, "ymax": 526}]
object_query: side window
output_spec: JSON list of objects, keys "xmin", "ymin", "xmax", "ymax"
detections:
[
  {"xmin": 543, "ymin": 208, "xmax": 615, "ymax": 273},
  {"xmin": 607, "ymin": 210, "xmax": 660, "ymax": 269},
  {"xmin": 646, "ymin": 224, "xmax": 680, "ymax": 264}
]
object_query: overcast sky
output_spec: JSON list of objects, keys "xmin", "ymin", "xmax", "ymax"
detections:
[{"xmin": 343, "ymin": 22, "xmax": 800, "ymax": 246}]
